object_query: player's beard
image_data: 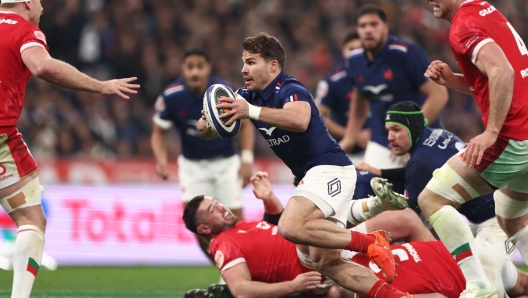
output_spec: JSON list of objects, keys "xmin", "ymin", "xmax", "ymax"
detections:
[{"xmin": 211, "ymin": 217, "xmax": 238, "ymax": 234}]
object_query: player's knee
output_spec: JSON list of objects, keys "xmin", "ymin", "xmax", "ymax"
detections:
[
  {"xmin": 494, "ymin": 190, "xmax": 528, "ymax": 219},
  {"xmin": 277, "ymin": 219, "xmax": 299, "ymax": 243},
  {"xmin": 399, "ymin": 208, "xmax": 423, "ymax": 229}
]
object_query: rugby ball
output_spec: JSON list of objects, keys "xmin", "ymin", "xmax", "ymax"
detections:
[{"xmin": 203, "ymin": 84, "xmax": 241, "ymax": 138}]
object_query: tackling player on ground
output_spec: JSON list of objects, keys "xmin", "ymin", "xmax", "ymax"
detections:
[
  {"xmin": 421, "ymin": 0, "xmax": 528, "ymax": 297},
  {"xmin": 198, "ymin": 33, "xmax": 407, "ymax": 298},
  {"xmin": 0, "ymin": 0, "xmax": 139, "ymax": 296}
]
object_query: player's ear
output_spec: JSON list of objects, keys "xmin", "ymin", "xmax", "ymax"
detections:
[
  {"xmin": 197, "ymin": 224, "xmax": 210, "ymax": 235},
  {"xmin": 269, "ymin": 60, "xmax": 279, "ymax": 73}
]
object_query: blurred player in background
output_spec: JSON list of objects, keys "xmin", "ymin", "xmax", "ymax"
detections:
[
  {"xmin": 421, "ymin": 0, "xmax": 528, "ymax": 297},
  {"xmin": 151, "ymin": 49, "xmax": 254, "ymax": 257},
  {"xmin": 355, "ymin": 102, "xmax": 514, "ymax": 260},
  {"xmin": 199, "ymin": 32, "xmax": 409, "ymax": 298},
  {"xmin": 339, "ymin": 4, "xmax": 448, "ymax": 169},
  {"xmin": 0, "ymin": 0, "xmax": 139, "ymax": 296},
  {"xmin": 315, "ymin": 31, "xmax": 371, "ymax": 164}
]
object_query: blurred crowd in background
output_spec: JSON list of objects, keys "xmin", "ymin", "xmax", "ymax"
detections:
[{"xmin": 19, "ymin": 0, "xmax": 528, "ymax": 160}]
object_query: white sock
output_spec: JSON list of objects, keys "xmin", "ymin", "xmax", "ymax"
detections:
[
  {"xmin": 347, "ymin": 197, "xmax": 385, "ymax": 226},
  {"xmin": 509, "ymin": 225, "xmax": 528, "ymax": 265},
  {"xmin": 12, "ymin": 226, "xmax": 45, "ymax": 298},
  {"xmin": 429, "ymin": 205, "xmax": 492, "ymax": 290}
]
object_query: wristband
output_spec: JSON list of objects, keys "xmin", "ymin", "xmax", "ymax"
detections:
[
  {"xmin": 241, "ymin": 150, "xmax": 254, "ymax": 164},
  {"xmin": 248, "ymin": 103, "xmax": 262, "ymax": 120}
]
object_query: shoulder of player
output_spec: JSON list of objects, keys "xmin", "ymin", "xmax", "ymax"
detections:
[
  {"xmin": 325, "ymin": 65, "xmax": 348, "ymax": 83},
  {"xmin": 346, "ymin": 47, "xmax": 365, "ymax": 61},
  {"xmin": 161, "ymin": 79, "xmax": 186, "ymax": 98},
  {"xmin": 386, "ymin": 37, "xmax": 423, "ymax": 57}
]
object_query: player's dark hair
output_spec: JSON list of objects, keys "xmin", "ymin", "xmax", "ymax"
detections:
[
  {"xmin": 183, "ymin": 49, "xmax": 210, "ymax": 63},
  {"xmin": 243, "ymin": 32, "xmax": 286, "ymax": 70},
  {"xmin": 182, "ymin": 195, "xmax": 205, "ymax": 234},
  {"xmin": 357, "ymin": 4, "xmax": 388, "ymax": 24},
  {"xmin": 342, "ymin": 31, "xmax": 359, "ymax": 46}
]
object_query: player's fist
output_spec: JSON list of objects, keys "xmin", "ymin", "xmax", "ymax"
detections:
[
  {"xmin": 291, "ymin": 271, "xmax": 322, "ymax": 293},
  {"xmin": 424, "ymin": 60, "xmax": 454, "ymax": 87},
  {"xmin": 251, "ymin": 171, "xmax": 273, "ymax": 200},
  {"xmin": 155, "ymin": 161, "xmax": 169, "ymax": 180},
  {"xmin": 100, "ymin": 77, "xmax": 140, "ymax": 99}
]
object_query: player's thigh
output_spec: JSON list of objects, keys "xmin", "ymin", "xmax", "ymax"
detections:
[
  {"xmin": 0, "ymin": 128, "xmax": 39, "ymax": 195},
  {"xmin": 477, "ymin": 138, "xmax": 528, "ymax": 191},
  {"xmin": 210, "ymin": 155, "xmax": 243, "ymax": 209},
  {"xmin": 292, "ymin": 165, "xmax": 356, "ymax": 227},
  {"xmin": 178, "ymin": 155, "xmax": 215, "ymax": 203},
  {"xmin": 420, "ymin": 153, "xmax": 494, "ymax": 216}
]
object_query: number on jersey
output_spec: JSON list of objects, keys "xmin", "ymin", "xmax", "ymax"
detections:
[{"xmin": 507, "ymin": 22, "xmax": 528, "ymax": 56}]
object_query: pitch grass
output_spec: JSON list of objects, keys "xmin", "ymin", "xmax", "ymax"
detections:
[
  {"xmin": 0, "ymin": 265, "xmax": 525, "ymax": 297},
  {"xmin": 0, "ymin": 266, "xmax": 220, "ymax": 297}
]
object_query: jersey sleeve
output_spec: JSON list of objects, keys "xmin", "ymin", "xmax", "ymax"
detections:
[
  {"xmin": 404, "ymin": 158, "xmax": 433, "ymax": 199},
  {"xmin": 19, "ymin": 25, "xmax": 49, "ymax": 54},
  {"xmin": 450, "ymin": 19, "xmax": 494, "ymax": 65},
  {"xmin": 152, "ymin": 94, "xmax": 173, "ymax": 130},
  {"xmin": 405, "ymin": 44, "xmax": 430, "ymax": 87},
  {"xmin": 210, "ymin": 237, "xmax": 246, "ymax": 273},
  {"xmin": 280, "ymin": 87, "xmax": 313, "ymax": 107}
]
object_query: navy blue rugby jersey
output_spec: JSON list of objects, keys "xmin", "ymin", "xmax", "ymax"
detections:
[
  {"xmin": 153, "ymin": 76, "xmax": 237, "ymax": 160},
  {"xmin": 347, "ymin": 35, "xmax": 441, "ymax": 147},
  {"xmin": 237, "ymin": 71, "xmax": 351, "ymax": 179},
  {"xmin": 406, "ymin": 128, "xmax": 494, "ymax": 224}
]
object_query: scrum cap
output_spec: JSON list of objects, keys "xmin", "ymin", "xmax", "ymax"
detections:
[{"xmin": 385, "ymin": 101, "xmax": 428, "ymax": 147}]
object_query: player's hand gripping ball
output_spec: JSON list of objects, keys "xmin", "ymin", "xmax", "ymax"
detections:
[{"xmin": 203, "ymin": 84, "xmax": 241, "ymax": 138}]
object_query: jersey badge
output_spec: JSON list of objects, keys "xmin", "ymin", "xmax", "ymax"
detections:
[
  {"xmin": 215, "ymin": 250, "xmax": 225, "ymax": 268},
  {"xmin": 33, "ymin": 30, "xmax": 47, "ymax": 45}
]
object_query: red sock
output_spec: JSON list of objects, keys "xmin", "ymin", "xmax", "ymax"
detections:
[
  {"xmin": 367, "ymin": 280, "xmax": 407, "ymax": 298},
  {"xmin": 345, "ymin": 230, "xmax": 375, "ymax": 253}
]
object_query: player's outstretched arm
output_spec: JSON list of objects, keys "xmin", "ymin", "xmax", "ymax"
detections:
[
  {"xmin": 222, "ymin": 262, "xmax": 323, "ymax": 298},
  {"xmin": 424, "ymin": 60, "xmax": 470, "ymax": 94},
  {"xmin": 339, "ymin": 89, "xmax": 369, "ymax": 153},
  {"xmin": 21, "ymin": 46, "xmax": 139, "ymax": 99},
  {"xmin": 419, "ymin": 80, "xmax": 448, "ymax": 125},
  {"xmin": 251, "ymin": 171, "xmax": 283, "ymax": 216},
  {"xmin": 464, "ymin": 43, "xmax": 514, "ymax": 167},
  {"xmin": 151, "ymin": 123, "xmax": 170, "ymax": 180}
]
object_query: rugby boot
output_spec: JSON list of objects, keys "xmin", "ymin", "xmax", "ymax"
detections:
[
  {"xmin": 366, "ymin": 230, "xmax": 396, "ymax": 283},
  {"xmin": 184, "ymin": 289, "xmax": 208, "ymax": 298},
  {"xmin": 207, "ymin": 284, "xmax": 234, "ymax": 298},
  {"xmin": 370, "ymin": 178, "xmax": 408, "ymax": 210}
]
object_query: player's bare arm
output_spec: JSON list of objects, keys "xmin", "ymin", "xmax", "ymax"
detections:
[
  {"xmin": 217, "ymin": 98, "xmax": 311, "ymax": 132},
  {"xmin": 419, "ymin": 80, "xmax": 448, "ymax": 125},
  {"xmin": 464, "ymin": 43, "xmax": 514, "ymax": 167},
  {"xmin": 317, "ymin": 103, "xmax": 346, "ymax": 138},
  {"xmin": 21, "ymin": 46, "xmax": 139, "ymax": 99},
  {"xmin": 150, "ymin": 123, "xmax": 170, "ymax": 180},
  {"xmin": 425, "ymin": 60, "xmax": 471, "ymax": 94},
  {"xmin": 222, "ymin": 262, "xmax": 323, "ymax": 298},
  {"xmin": 197, "ymin": 110, "xmax": 217, "ymax": 140},
  {"xmin": 238, "ymin": 119, "xmax": 255, "ymax": 186},
  {"xmin": 251, "ymin": 171, "xmax": 284, "ymax": 215},
  {"xmin": 339, "ymin": 89, "xmax": 369, "ymax": 152}
]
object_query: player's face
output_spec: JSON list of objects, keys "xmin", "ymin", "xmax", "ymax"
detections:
[
  {"xmin": 386, "ymin": 124, "xmax": 411, "ymax": 156},
  {"xmin": 357, "ymin": 14, "xmax": 388, "ymax": 52},
  {"xmin": 196, "ymin": 197, "xmax": 238, "ymax": 236},
  {"xmin": 427, "ymin": 0, "xmax": 457, "ymax": 20},
  {"xmin": 342, "ymin": 39, "xmax": 362, "ymax": 58},
  {"xmin": 182, "ymin": 54, "xmax": 212, "ymax": 93},
  {"xmin": 241, "ymin": 51, "xmax": 274, "ymax": 93},
  {"xmin": 27, "ymin": 0, "xmax": 44, "ymax": 25}
]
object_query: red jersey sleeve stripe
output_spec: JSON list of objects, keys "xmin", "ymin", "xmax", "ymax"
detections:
[{"xmin": 20, "ymin": 42, "xmax": 45, "ymax": 53}]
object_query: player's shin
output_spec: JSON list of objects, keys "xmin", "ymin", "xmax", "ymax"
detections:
[
  {"xmin": 348, "ymin": 197, "xmax": 386, "ymax": 226},
  {"xmin": 12, "ymin": 225, "xmax": 45, "ymax": 298},
  {"xmin": 429, "ymin": 205, "xmax": 492, "ymax": 291}
]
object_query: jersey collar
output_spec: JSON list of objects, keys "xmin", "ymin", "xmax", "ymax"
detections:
[
  {"xmin": 0, "ymin": 11, "xmax": 19, "ymax": 15},
  {"xmin": 258, "ymin": 71, "xmax": 286, "ymax": 101}
]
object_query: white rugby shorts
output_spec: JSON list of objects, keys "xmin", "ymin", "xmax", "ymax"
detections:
[
  {"xmin": 178, "ymin": 154, "xmax": 243, "ymax": 209},
  {"xmin": 293, "ymin": 165, "xmax": 356, "ymax": 227}
]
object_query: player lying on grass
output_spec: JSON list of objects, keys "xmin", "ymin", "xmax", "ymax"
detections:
[{"xmin": 183, "ymin": 172, "xmax": 527, "ymax": 297}]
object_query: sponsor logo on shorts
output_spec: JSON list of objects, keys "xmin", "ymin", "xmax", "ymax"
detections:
[
  {"xmin": 0, "ymin": 165, "xmax": 13, "ymax": 182},
  {"xmin": 327, "ymin": 178, "xmax": 341, "ymax": 197}
]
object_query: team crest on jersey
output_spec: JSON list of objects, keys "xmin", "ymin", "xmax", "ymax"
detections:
[
  {"xmin": 33, "ymin": 30, "xmax": 47, "ymax": 45},
  {"xmin": 214, "ymin": 250, "xmax": 225, "ymax": 268},
  {"xmin": 154, "ymin": 95, "xmax": 166, "ymax": 112},
  {"xmin": 383, "ymin": 68, "xmax": 393, "ymax": 81}
]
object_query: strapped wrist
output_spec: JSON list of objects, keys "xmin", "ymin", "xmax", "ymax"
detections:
[
  {"xmin": 241, "ymin": 150, "xmax": 254, "ymax": 164},
  {"xmin": 248, "ymin": 103, "xmax": 262, "ymax": 120}
]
